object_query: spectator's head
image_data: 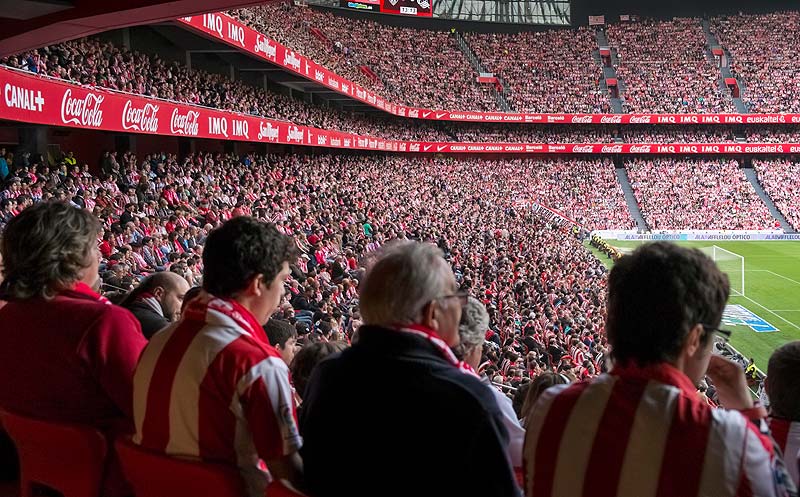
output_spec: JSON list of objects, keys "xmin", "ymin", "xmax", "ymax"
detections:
[
  {"xmin": 606, "ymin": 242, "xmax": 729, "ymax": 384},
  {"xmin": 454, "ymin": 296, "xmax": 489, "ymax": 370},
  {"xmin": 126, "ymin": 271, "xmax": 191, "ymax": 321},
  {"xmin": 766, "ymin": 340, "xmax": 800, "ymax": 421},
  {"xmin": 521, "ymin": 372, "xmax": 569, "ymax": 423},
  {"xmin": 0, "ymin": 201, "xmax": 101, "ymax": 299},
  {"xmin": 202, "ymin": 217, "xmax": 296, "ymax": 324},
  {"xmin": 181, "ymin": 285, "xmax": 203, "ymax": 313},
  {"xmin": 290, "ymin": 340, "xmax": 348, "ymax": 399},
  {"xmin": 359, "ymin": 241, "xmax": 463, "ymax": 347},
  {"xmin": 264, "ymin": 318, "xmax": 298, "ymax": 365}
]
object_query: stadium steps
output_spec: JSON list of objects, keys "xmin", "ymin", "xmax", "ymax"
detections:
[
  {"xmin": 699, "ymin": 19, "xmax": 745, "ymax": 113},
  {"xmin": 451, "ymin": 31, "xmax": 512, "ymax": 111},
  {"xmin": 743, "ymin": 167, "xmax": 795, "ymax": 232},
  {"xmin": 614, "ymin": 166, "xmax": 649, "ymax": 231},
  {"xmin": 595, "ymin": 28, "xmax": 622, "ymax": 114}
]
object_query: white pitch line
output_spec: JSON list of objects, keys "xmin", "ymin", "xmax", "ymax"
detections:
[
  {"xmin": 745, "ymin": 269, "xmax": 800, "ymax": 286},
  {"xmin": 740, "ymin": 295, "xmax": 800, "ymax": 331}
]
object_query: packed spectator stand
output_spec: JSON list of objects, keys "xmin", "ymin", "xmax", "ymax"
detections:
[
  {"xmin": 754, "ymin": 158, "xmax": 800, "ymax": 231},
  {"xmin": 5, "ymin": 5, "xmax": 800, "ymax": 496},
  {"xmin": 607, "ymin": 18, "xmax": 735, "ymax": 114},
  {"xmin": 232, "ymin": 3, "xmax": 498, "ymax": 112},
  {"xmin": 0, "ymin": 38, "xmax": 452, "ymax": 142},
  {"xmin": 712, "ymin": 11, "xmax": 800, "ymax": 113},
  {"xmin": 464, "ymin": 28, "xmax": 608, "ymax": 113},
  {"xmin": 626, "ymin": 158, "xmax": 775, "ymax": 230}
]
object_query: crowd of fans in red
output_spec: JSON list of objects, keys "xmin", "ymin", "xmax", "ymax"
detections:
[
  {"xmin": 712, "ymin": 11, "xmax": 800, "ymax": 113},
  {"xmin": 0, "ymin": 150, "xmax": 619, "ymax": 388},
  {"xmin": 626, "ymin": 158, "xmax": 776, "ymax": 230},
  {"xmin": 0, "ymin": 38, "xmax": 451, "ymax": 142},
  {"xmin": 607, "ymin": 18, "xmax": 735, "ymax": 114},
  {"xmin": 232, "ymin": 3, "xmax": 497, "ymax": 112},
  {"xmin": 464, "ymin": 28, "xmax": 609, "ymax": 113},
  {"xmin": 754, "ymin": 158, "xmax": 800, "ymax": 230}
]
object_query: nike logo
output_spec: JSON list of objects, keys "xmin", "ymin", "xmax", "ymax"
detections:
[
  {"xmin": 436, "ymin": 112, "xmax": 447, "ymax": 119},
  {"xmin": 437, "ymin": 145, "xmax": 448, "ymax": 152},
  {"xmin": 424, "ymin": 145, "xmax": 433, "ymax": 151}
]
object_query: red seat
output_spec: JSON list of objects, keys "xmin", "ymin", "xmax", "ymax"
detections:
[
  {"xmin": 0, "ymin": 410, "xmax": 107, "ymax": 497},
  {"xmin": 115, "ymin": 437, "xmax": 246, "ymax": 497}
]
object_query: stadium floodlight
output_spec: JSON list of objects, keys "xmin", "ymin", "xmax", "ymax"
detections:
[{"xmin": 707, "ymin": 245, "xmax": 745, "ymax": 296}]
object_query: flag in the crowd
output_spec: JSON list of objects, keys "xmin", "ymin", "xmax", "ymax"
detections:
[{"xmin": 589, "ymin": 15, "xmax": 605, "ymax": 26}]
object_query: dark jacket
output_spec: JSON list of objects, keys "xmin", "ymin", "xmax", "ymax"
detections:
[
  {"xmin": 124, "ymin": 300, "xmax": 170, "ymax": 339},
  {"xmin": 300, "ymin": 325, "xmax": 519, "ymax": 497}
]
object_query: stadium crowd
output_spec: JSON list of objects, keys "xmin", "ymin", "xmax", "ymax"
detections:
[
  {"xmin": 712, "ymin": 11, "xmax": 800, "ymax": 113},
  {"xmin": 0, "ymin": 37, "xmax": 451, "ymax": 142},
  {"xmin": 1, "ymin": 145, "xmax": 798, "ymax": 496},
  {"xmin": 754, "ymin": 158, "xmax": 800, "ymax": 230},
  {"xmin": 232, "ymin": 3, "xmax": 498, "ymax": 111},
  {"xmin": 608, "ymin": 18, "xmax": 735, "ymax": 113},
  {"xmin": 0, "ymin": 150, "xmax": 623, "ymax": 378},
  {"xmin": 626, "ymin": 158, "xmax": 775, "ymax": 230},
  {"xmin": 464, "ymin": 29, "xmax": 610, "ymax": 113}
]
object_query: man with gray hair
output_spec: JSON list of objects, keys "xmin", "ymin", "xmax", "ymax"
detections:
[
  {"xmin": 456, "ymin": 297, "xmax": 525, "ymax": 470},
  {"xmin": 300, "ymin": 241, "xmax": 519, "ymax": 497}
]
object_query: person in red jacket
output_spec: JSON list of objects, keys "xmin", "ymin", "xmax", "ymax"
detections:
[{"xmin": 0, "ymin": 201, "xmax": 147, "ymax": 497}]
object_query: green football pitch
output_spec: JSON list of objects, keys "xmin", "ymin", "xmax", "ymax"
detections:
[{"xmin": 586, "ymin": 240, "xmax": 800, "ymax": 372}]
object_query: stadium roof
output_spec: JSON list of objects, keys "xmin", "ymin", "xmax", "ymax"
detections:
[{"xmin": 0, "ymin": 0, "xmax": 266, "ymax": 57}]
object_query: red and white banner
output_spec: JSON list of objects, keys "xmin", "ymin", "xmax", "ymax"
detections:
[
  {"xmin": 402, "ymin": 143, "xmax": 800, "ymax": 154},
  {"xmin": 0, "ymin": 66, "xmax": 404, "ymax": 152},
  {"xmin": 175, "ymin": 13, "xmax": 800, "ymax": 125},
  {"xmin": 4, "ymin": 66, "xmax": 800, "ymax": 155}
]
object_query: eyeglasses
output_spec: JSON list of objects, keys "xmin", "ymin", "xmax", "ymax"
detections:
[
  {"xmin": 436, "ymin": 290, "xmax": 469, "ymax": 306},
  {"xmin": 701, "ymin": 324, "xmax": 732, "ymax": 340}
]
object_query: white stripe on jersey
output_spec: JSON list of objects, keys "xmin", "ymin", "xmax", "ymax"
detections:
[
  {"xmin": 237, "ymin": 357, "xmax": 301, "ymax": 455},
  {"xmin": 552, "ymin": 375, "xmax": 617, "ymax": 497},
  {"xmin": 165, "ymin": 323, "xmax": 242, "ymax": 456},
  {"xmin": 742, "ymin": 421, "xmax": 781, "ymax": 497},
  {"xmin": 786, "ymin": 422, "xmax": 800, "ymax": 487},
  {"xmin": 615, "ymin": 381, "xmax": 679, "ymax": 497},
  {"xmin": 524, "ymin": 383, "xmax": 569, "ymax": 497},
  {"xmin": 132, "ymin": 322, "xmax": 179, "ymax": 444},
  {"xmin": 697, "ymin": 408, "xmax": 746, "ymax": 497}
]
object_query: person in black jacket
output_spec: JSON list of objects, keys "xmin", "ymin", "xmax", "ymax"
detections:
[
  {"xmin": 120, "ymin": 271, "xmax": 190, "ymax": 339},
  {"xmin": 300, "ymin": 241, "xmax": 519, "ymax": 497}
]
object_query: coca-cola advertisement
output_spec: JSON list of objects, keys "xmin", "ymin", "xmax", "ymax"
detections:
[{"xmin": 4, "ymin": 67, "xmax": 800, "ymax": 157}]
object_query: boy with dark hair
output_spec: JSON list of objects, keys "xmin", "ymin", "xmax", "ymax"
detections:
[
  {"xmin": 523, "ymin": 242, "xmax": 796, "ymax": 497},
  {"xmin": 264, "ymin": 318, "xmax": 299, "ymax": 365},
  {"xmin": 133, "ymin": 217, "xmax": 302, "ymax": 497}
]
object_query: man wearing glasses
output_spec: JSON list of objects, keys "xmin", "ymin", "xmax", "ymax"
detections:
[
  {"xmin": 523, "ymin": 242, "xmax": 796, "ymax": 497},
  {"xmin": 300, "ymin": 241, "xmax": 519, "ymax": 497}
]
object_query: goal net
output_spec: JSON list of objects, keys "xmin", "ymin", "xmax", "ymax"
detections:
[{"xmin": 702, "ymin": 245, "xmax": 745, "ymax": 296}]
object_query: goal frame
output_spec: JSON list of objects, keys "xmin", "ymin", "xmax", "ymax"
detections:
[{"xmin": 712, "ymin": 245, "xmax": 745, "ymax": 297}]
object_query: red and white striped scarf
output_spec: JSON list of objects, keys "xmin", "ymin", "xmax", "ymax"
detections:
[
  {"xmin": 396, "ymin": 324, "xmax": 478, "ymax": 377},
  {"xmin": 183, "ymin": 292, "xmax": 270, "ymax": 346}
]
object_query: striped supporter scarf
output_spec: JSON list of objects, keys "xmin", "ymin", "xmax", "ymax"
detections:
[
  {"xmin": 183, "ymin": 291, "xmax": 269, "ymax": 344},
  {"xmin": 396, "ymin": 324, "xmax": 478, "ymax": 377}
]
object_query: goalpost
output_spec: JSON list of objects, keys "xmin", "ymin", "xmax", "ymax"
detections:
[{"xmin": 706, "ymin": 245, "xmax": 745, "ymax": 296}]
